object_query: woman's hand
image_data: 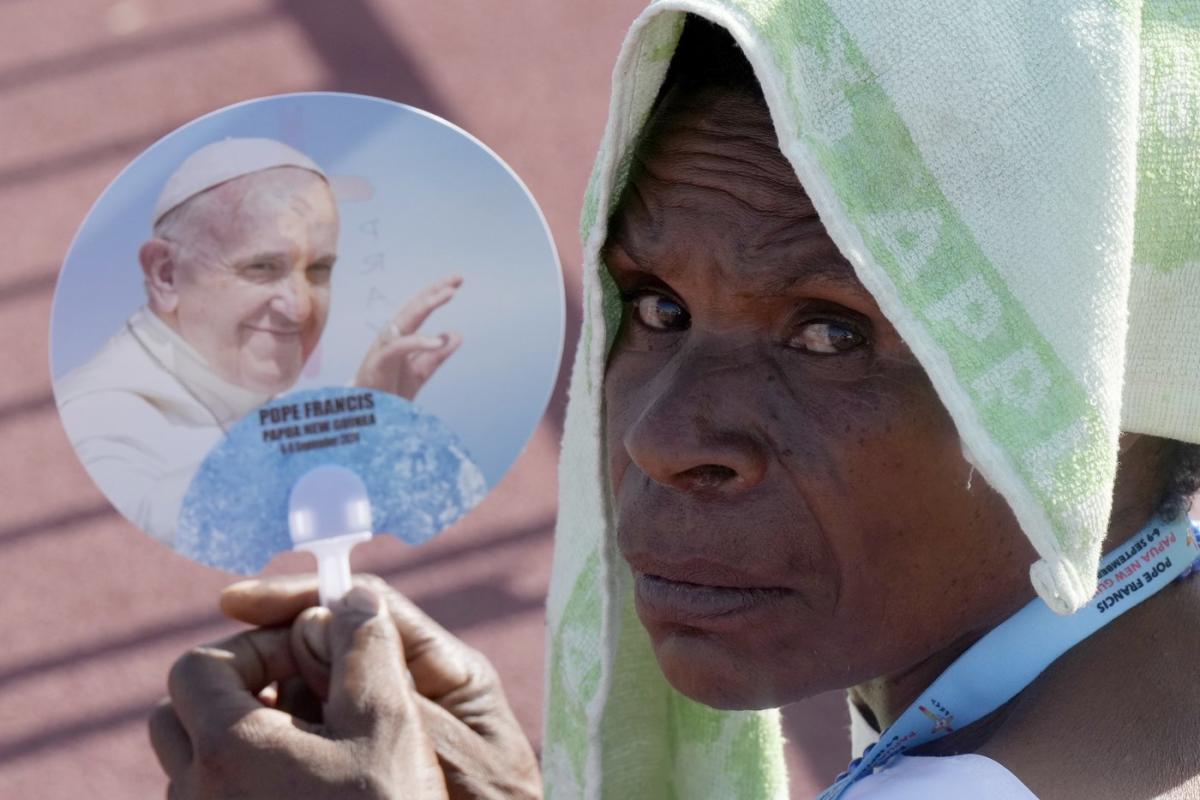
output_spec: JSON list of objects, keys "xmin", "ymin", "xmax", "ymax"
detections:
[
  {"xmin": 149, "ymin": 586, "xmax": 449, "ymax": 799},
  {"xmin": 215, "ymin": 574, "xmax": 543, "ymax": 800}
]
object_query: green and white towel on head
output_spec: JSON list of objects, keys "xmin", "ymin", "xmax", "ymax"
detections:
[{"xmin": 543, "ymin": 1, "xmax": 1200, "ymax": 797}]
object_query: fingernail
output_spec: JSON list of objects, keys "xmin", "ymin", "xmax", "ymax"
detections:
[
  {"xmin": 342, "ymin": 586, "xmax": 380, "ymax": 615},
  {"xmin": 224, "ymin": 578, "xmax": 260, "ymax": 593},
  {"xmin": 302, "ymin": 614, "xmax": 330, "ymax": 662}
]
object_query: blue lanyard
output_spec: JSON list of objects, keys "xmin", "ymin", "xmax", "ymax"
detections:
[{"xmin": 818, "ymin": 515, "xmax": 1200, "ymax": 800}]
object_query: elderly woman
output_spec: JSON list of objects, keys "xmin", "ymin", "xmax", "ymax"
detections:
[{"xmin": 150, "ymin": 4, "xmax": 1200, "ymax": 799}]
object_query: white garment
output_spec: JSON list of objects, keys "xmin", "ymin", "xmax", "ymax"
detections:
[
  {"xmin": 848, "ymin": 695, "xmax": 882, "ymax": 759},
  {"xmin": 843, "ymin": 697, "xmax": 1036, "ymax": 798},
  {"xmin": 841, "ymin": 754, "xmax": 1037, "ymax": 799},
  {"xmin": 55, "ymin": 308, "xmax": 269, "ymax": 545}
]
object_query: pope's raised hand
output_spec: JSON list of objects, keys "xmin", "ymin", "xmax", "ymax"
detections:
[{"xmin": 354, "ymin": 275, "xmax": 463, "ymax": 400}]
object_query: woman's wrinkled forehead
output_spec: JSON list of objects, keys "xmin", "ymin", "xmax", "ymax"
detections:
[
  {"xmin": 632, "ymin": 85, "xmax": 807, "ymax": 211},
  {"xmin": 606, "ymin": 84, "xmax": 867, "ymax": 299}
]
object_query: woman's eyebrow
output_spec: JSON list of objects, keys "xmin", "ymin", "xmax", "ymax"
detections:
[
  {"xmin": 758, "ymin": 262, "xmax": 868, "ymax": 295},
  {"xmin": 601, "ymin": 236, "xmax": 648, "ymax": 270},
  {"xmin": 604, "ymin": 233, "xmax": 868, "ymax": 296}
]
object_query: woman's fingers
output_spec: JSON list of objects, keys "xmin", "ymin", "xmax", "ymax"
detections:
[
  {"xmin": 339, "ymin": 575, "xmax": 476, "ymax": 701},
  {"xmin": 323, "ymin": 586, "xmax": 414, "ymax": 735},
  {"xmin": 274, "ymin": 676, "xmax": 325, "ymax": 725},
  {"xmin": 156, "ymin": 626, "xmax": 341, "ymax": 799},
  {"xmin": 223, "ymin": 574, "xmax": 486, "ymax": 712},
  {"xmin": 415, "ymin": 693, "xmax": 543, "ymax": 800},
  {"xmin": 220, "ymin": 575, "xmax": 320, "ymax": 626},
  {"xmin": 321, "ymin": 586, "xmax": 450, "ymax": 798},
  {"xmin": 154, "ymin": 588, "xmax": 456, "ymax": 799},
  {"xmin": 167, "ymin": 627, "xmax": 296, "ymax": 734},
  {"xmin": 291, "ymin": 605, "xmax": 333, "ymax": 700},
  {"xmin": 148, "ymin": 698, "xmax": 192, "ymax": 778}
]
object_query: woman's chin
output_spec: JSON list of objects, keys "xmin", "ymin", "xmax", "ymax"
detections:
[{"xmin": 649, "ymin": 626, "xmax": 800, "ymax": 711}]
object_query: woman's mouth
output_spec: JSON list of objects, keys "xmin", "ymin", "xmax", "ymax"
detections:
[{"xmin": 633, "ymin": 571, "xmax": 791, "ymax": 626}]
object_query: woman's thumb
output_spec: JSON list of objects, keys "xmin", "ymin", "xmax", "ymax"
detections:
[{"xmin": 324, "ymin": 586, "xmax": 415, "ymax": 735}]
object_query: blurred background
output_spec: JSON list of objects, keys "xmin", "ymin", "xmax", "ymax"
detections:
[{"xmin": 0, "ymin": 1, "xmax": 848, "ymax": 796}]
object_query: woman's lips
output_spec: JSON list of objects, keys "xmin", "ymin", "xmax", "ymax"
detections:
[{"xmin": 633, "ymin": 571, "xmax": 791, "ymax": 626}]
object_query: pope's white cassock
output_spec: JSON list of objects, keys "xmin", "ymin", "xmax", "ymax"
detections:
[{"xmin": 55, "ymin": 307, "xmax": 269, "ymax": 544}]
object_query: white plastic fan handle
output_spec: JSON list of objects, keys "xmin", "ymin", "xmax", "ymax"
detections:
[{"xmin": 288, "ymin": 465, "xmax": 374, "ymax": 606}]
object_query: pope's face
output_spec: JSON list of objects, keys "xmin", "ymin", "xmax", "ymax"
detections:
[
  {"xmin": 158, "ymin": 167, "xmax": 339, "ymax": 393},
  {"xmin": 602, "ymin": 86, "xmax": 1038, "ymax": 710}
]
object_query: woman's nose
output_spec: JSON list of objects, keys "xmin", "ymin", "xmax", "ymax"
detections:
[{"xmin": 621, "ymin": 360, "xmax": 769, "ymax": 495}]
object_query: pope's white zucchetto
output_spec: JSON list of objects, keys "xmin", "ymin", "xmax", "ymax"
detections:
[{"xmin": 152, "ymin": 137, "xmax": 328, "ymax": 226}]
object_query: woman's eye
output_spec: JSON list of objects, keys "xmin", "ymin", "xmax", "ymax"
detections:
[
  {"xmin": 630, "ymin": 292, "xmax": 689, "ymax": 331},
  {"xmin": 789, "ymin": 320, "xmax": 865, "ymax": 354}
]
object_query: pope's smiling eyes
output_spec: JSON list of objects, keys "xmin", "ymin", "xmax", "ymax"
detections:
[
  {"xmin": 237, "ymin": 258, "xmax": 336, "ymax": 285},
  {"xmin": 623, "ymin": 289, "xmax": 868, "ymax": 355}
]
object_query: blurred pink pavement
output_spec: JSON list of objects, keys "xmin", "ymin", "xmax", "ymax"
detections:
[{"xmin": 0, "ymin": 2, "xmax": 848, "ymax": 797}]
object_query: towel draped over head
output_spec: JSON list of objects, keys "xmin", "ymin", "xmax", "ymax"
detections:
[{"xmin": 543, "ymin": 1, "xmax": 1200, "ymax": 797}]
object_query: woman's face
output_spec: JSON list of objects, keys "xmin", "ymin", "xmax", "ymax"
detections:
[{"xmin": 602, "ymin": 86, "xmax": 1038, "ymax": 710}]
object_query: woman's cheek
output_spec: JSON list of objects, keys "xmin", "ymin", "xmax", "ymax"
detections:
[{"xmin": 603, "ymin": 353, "xmax": 649, "ymax": 491}]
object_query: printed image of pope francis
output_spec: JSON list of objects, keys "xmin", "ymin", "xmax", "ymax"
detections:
[{"xmin": 54, "ymin": 138, "xmax": 463, "ymax": 546}]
